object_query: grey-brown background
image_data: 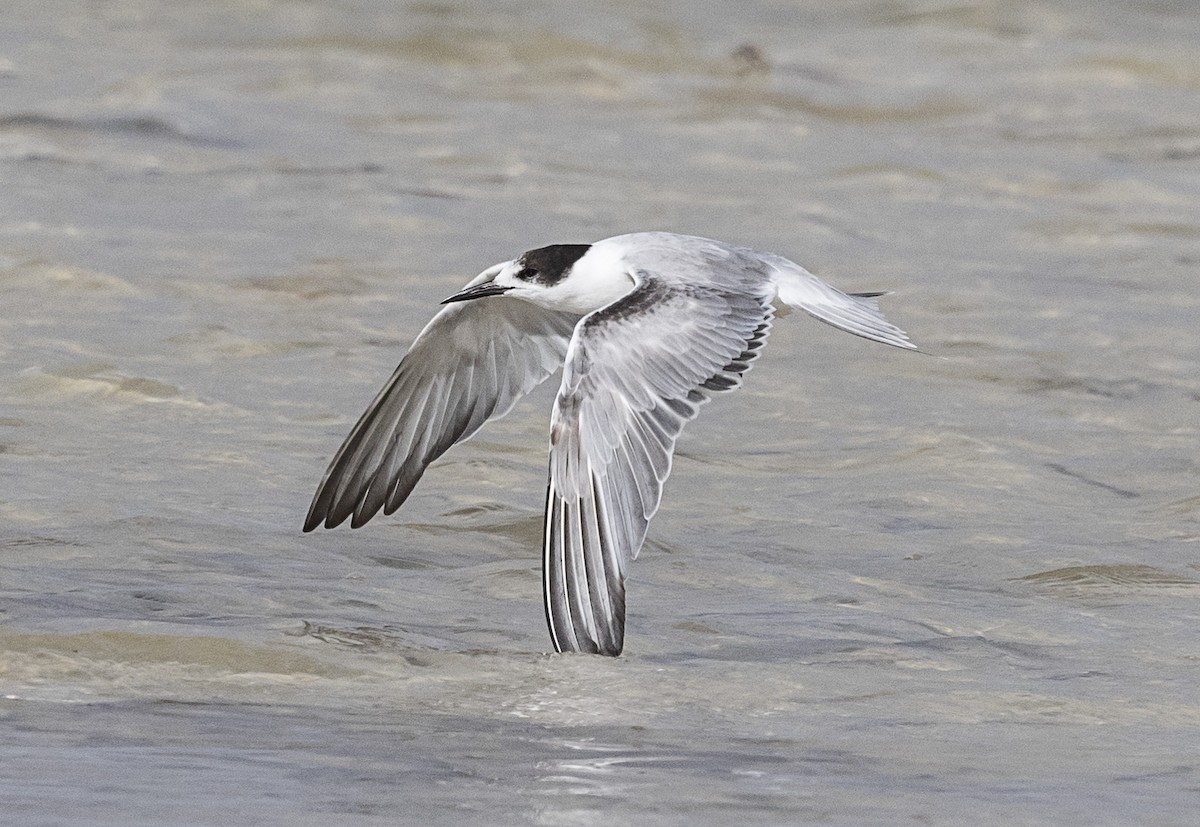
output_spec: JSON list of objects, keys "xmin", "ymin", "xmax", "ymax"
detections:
[{"xmin": 2, "ymin": 2, "xmax": 1198, "ymax": 824}]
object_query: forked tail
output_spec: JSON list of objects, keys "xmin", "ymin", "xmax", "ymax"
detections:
[{"xmin": 768, "ymin": 259, "xmax": 916, "ymax": 350}]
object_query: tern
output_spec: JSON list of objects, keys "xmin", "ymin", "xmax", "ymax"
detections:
[{"xmin": 304, "ymin": 232, "xmax": 915, "ymax": 656}]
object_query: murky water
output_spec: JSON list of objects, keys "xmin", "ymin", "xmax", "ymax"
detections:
[{"xmin": 2, "ymin": 1, "xmax": 1199, "ymax": 823}]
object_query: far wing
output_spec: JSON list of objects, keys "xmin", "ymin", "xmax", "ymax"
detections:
[
  {"xmin": 543, "ymin": 273, "xmax": 775, "ymax": 655},
  {"xmin": 305, "ymin": 293, "xmax": 579, "ymax": 531}
]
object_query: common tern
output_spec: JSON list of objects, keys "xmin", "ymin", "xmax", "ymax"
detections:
[{"xmin": 304, "ymin": 232, "xmax": 915, "ymax": 655}]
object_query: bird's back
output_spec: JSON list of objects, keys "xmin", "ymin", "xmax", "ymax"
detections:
[{"xmin": 594, "ymin": 232, "xmax": 777, "ymax": 293}]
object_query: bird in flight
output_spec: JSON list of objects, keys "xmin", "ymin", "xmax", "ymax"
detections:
[{"xmin": 304, "ymin": 232, "xmax": 915, "ymax": 656}]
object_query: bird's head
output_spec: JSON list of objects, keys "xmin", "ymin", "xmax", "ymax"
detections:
[{"xmin": 442, "ymin": 242, "xmax": 635, "ymax": 314}]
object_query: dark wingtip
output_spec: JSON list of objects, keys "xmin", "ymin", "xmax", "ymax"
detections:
[
  {"xmin": 302, "ymin": 505, "xmax": 323, "ymax": 532},
  {"xmin": 303, "ymin": 498, "xmax": 352, "ymax": 532},
  {"xmin": 551, "ymin": 639, "xmax": 624, "ymax": 657},
  {"xmin": 602, "ymin": 610, "xmax": 625, "ymax": 657},
  {"xmin": 597, "ymin": 639, "xmax": 624, "ymax": 657},
  {"xmin": 302, "ymin": 510, "xmax": 330, "ymax": 532}
]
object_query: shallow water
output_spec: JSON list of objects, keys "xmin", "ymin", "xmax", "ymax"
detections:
[{"xmin": 2, "ymin": 1, "xmax": 1199, "ymax": 824}]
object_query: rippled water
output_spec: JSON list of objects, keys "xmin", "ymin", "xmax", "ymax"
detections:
[{"xmin": 3, "ymin": 1, "xmax": 1199, "ymax": 824}]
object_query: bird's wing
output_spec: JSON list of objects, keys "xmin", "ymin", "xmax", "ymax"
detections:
[
  {"xmin": 304, "ymin": 293, "xmax": 580, "ymax": 531},
  {"xmin": 764, "ymin": 255, "xmax": 916, "ymax": 350},
  {"xmin": 543, "ymin": 272, "xmax": 775, "ymax": 655}
]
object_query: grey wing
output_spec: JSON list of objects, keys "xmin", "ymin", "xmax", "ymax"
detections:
[
  {"xmin": 304, "ymin": 298, "xmax": 579, "ymax": 531},
  {"xmin": 543, "ymin": 273, "xmax": 775, "ymax": 655}
]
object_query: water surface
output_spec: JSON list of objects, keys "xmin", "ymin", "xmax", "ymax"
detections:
[{"xmin": 2, "ymin": 1, "xmax": 1199, "ymax": 824}]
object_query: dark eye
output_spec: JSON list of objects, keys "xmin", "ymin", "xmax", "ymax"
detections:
[{"xmin": 516, "ymin": 267, "xmax": 537, "ymax": 281}]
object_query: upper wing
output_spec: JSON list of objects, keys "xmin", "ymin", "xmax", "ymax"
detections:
[
  {"xmin": 543, "ymin": 273, "xmax": 775, "ymax": 655},
  {"xmin": 304, "ymin": 294, "xmax": 579, "ymax": 531}
]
